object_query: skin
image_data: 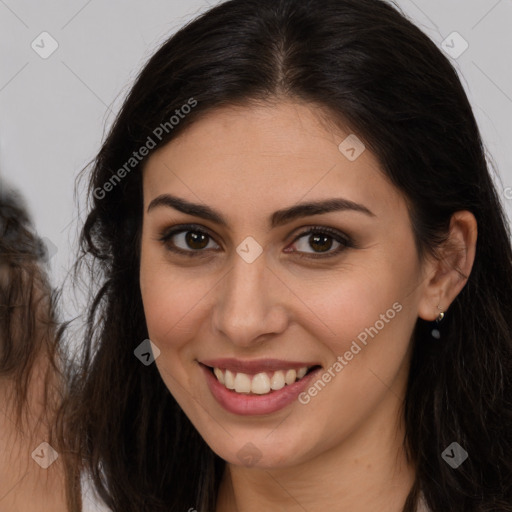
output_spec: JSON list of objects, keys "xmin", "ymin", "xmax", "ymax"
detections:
[
  {"xmin": 0, "ymin": 369, "xmax": 67, "ymax": 512},
  {"xmin": 139, "ymin": 100, "xmax": 477, "ymax": 512},
  {"xmin": 0, "ymin": 276, "xmax": 67, "ymax": 512}
]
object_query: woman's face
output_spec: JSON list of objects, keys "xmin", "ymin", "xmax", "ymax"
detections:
[{"xmin": 140, "ymin": 101, "xmax": 432, "ymax": 468}]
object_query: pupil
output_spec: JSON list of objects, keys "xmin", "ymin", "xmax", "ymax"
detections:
[
  {"xmin": 186, "ymin": 231, "xmax": 208, "ymax": 250},
  {"xmin": 310, "ymin": 234, "xmax": 332, "ymax": 252}
]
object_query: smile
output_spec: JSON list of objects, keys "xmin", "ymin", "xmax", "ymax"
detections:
[
  {"xmin": 210, "ymin": 366, "xmax": 313, "ymax": 395},
  {"xmin": 199, "ymin": 359, "xmax": 323, "ymax": 415}
]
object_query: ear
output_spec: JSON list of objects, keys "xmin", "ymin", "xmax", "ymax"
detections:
[{"xmin": 417, "ymin": 211, "xmax": 477, "ymax": 321}]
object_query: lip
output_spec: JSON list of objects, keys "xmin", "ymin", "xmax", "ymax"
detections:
[
  {"xmin": 200, "ymin": 358, "xmax": 319, "ymax": 374},
  {"xmin": 199, "ymin": 362, "xmax": 323, "ymax": 416}
]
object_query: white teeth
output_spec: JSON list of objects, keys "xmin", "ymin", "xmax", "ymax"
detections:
[
  {"xmin": 212, "ymin": 366, "xmax": 311, "ymax": 395},
  {"xmin": 234, "ymin": 373, "xmax": 252, "ymax": 393},
  {"xmin": 224, "ymin": 369, "xmax": 235, "ymax": 389},
  {"xmin": 285, "ymin": 369, "xmax": 296, "ymax": 385},
  {"xmin": 297, "ymin": 367, "xmax": 307, "ymax": 379},
  {"xmin": 214, "ymin": 367, "xmax": 225, "ymax": 384},
  {"xmin": 270, "ymin": 371, "xmax": 285, "ymax": 391},
  {"xmin": 251, "ymin": 372, "xmax": 271, "ymax": 394}
]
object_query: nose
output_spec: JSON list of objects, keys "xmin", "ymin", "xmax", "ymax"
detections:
[{"xmin": 211, "ymin": 250, "xmax": 289, "ymax": 347}]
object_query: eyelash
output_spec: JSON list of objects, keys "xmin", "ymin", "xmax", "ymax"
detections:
[{"xmin": 157, "ymin": 223, "xmax": 354, "ymax": 259}]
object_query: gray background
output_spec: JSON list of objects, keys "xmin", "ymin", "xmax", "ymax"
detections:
[{"xmin": 1, "ymin": 0, "xmax": 511, "ymax": 312}]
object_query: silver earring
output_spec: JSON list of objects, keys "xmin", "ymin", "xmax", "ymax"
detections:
[{"xmin": 431, "ymin": 305, "xmax": 445, "ymax": 339}]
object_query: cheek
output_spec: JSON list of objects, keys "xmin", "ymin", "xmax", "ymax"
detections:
[
  {"xmin": 140, "ymin": 247, "xmax": 193, "ymax": 349},
  {"xmin": 303, "ymin": 257, "xmax": 416, "ymax": 350},
  {"xmin": 140, "ymin": 246, "xmax": 219, "ymax": 363},
  {"xmin": 300, "ymin": 261, "xmax": 421, "ymax": 399},
  {"xmin": 139, "ymin": 253, "xmax": 202, "ymax": 400},
  {"xmin": 140, "ymin": 276, "xmax": 196, "ymax": 351}
]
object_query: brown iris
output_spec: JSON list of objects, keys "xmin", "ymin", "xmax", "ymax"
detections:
[
  {"xmin": 308, "ymin": 233, "xmax": 333, "ymax": 253},
  {"xmin": 186, "ymin": 231, "xmax": 209, "ymax": 250}
]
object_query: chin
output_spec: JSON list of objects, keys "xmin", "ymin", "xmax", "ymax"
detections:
[{"xmin": 211, "ymin": 439, "xmax": 303, "ymax": 469}]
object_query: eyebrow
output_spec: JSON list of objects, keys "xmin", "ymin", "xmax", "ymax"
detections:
[{"xmin": 147, "ymin": 193, "xmax": 375, "ymax": 229}]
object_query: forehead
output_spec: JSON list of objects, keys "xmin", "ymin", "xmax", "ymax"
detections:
[{"xmin": 142, "ymin": 101, "xmax": 405, "ymax": 221}]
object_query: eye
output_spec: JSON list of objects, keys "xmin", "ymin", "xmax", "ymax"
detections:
[
  {"xmin": 158, "ymin": 224, "xmax": 353, "ymax": 259},
  {"xmin": 285, "ymin": 226, "xmax": 353, "ymax": 258},
  {"xmin": 158, "ymin": 224, "xmax": 220, "ymax": 257}
]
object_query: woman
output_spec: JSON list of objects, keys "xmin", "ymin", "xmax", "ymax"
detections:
[
  {"xmin": 60, "ymin": 0, "xmax": 512, "ymax": 510},
  {"xmin": 0, "ymin": 183, "xmax": 69, "ymax": 511}
]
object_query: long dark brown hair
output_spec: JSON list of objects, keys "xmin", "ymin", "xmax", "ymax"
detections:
[
  {"xmin": 0, "ymin": 182, "xmax": 71, "ymax": 505},
  {"xmin": 0, "ymin": 184, "xmax": 63, "ymax": 433},
  {"xmin": 59, "ymin": 0, "xmax": 512, "ymax": 510}
]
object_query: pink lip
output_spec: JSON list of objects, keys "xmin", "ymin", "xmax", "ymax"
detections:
[
  {"xmin": 200, "ymin": 358, "xmax": 319, "ymax": 375},
  {"xmin": 199, "ymin": 362, "xmax": 323, "ymax": 416}
]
